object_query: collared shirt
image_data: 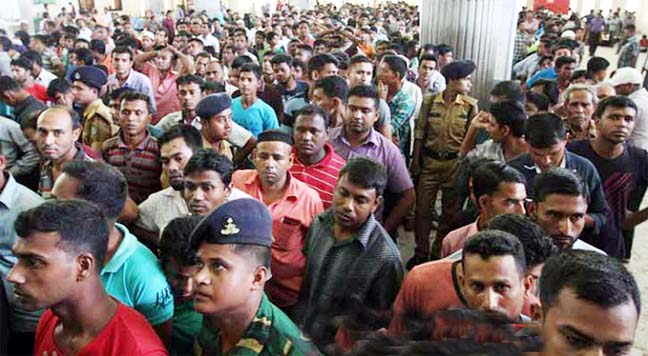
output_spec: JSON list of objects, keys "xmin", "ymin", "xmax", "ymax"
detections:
[
  {"xmin": 102, "ymin": 132, "xmax": 163, "ymax": 204},
  {"xmin": 513, "ymin": 30, "xmax": 530, "ymax": 62},
  {"xmin": 135, "ymin": 187, "xmax": 189, "ymax": 237},
  {"xmin": 197, "ymin": 293, "xmax": 321, "ymax": 356},
  {"xmin": 139, "ymin": 62, "xmax": 182, "ymax": 123},
  {"xmin": 295, "ymin": 210, "xmax": 404, "ymax": 346},
  {"xmin": 171, "ymin": 301, "xmax": 203, "ymax": 356},
  {"xmin": 107, "ymin": 69, "xmax": 157, "ymax": 113},
  {"xmin": 13, "ymin": 95, "xmax": 46, "ymax": 124},
  {"xmin": 512, "ymin": 52, "xmax": 540, "ymax": 79},
  {"xmin": 417, "ymin": 71, "xmax": 446, "ymax": 96},
  {"xmin": 388, "ymin": 86, "xmax": 416, "ymax": 159},
  {"xmin": 441, "ymin": 220, "xmax": 480, "ymax": 258},
  {"xmin": 0, "ymin": 172, "xmax": 44, "ymax": 332},
  {"xmin": 290, "ymin": 144, "xmax": 346, "ymax": 209},
  {"xmin": 155, "ymin": 111, "xmax": 253, "ymax": 149},
  {"xmin": 0, "ymin": 115, "xmax": 39, "ymax": 176},
  {"xmin": 231, "ymin": 97, "xmax": 279, "ymax": 137},
  {"xmin": 101, "ymin": 223, "xmax": 174, "ymax": 325},
  {"xmin": 82, "ymin": 98, "xmax": 118, "ymax": 153},
  {"xmin": 231, "ymin": 170, "xmax": 324, "ymax": 308},
  {"xmin": 39, "ymin": 143, "xmax": 94, "ymax": 199},
  {"xmin": 414, "ymin": 91, "xmax": 478, "ymax": 154},
  {"xmin": 34, "ymin": 68, "xmax": 57, "ymax": 88},
  {"xmin": 329, "ymin": 127, "xmax": 414, "ymax": 196},
  {"xmin": 618, "ymin": 34, "xmax": 641, "ymax": 69},
  {"xmin": 200, "ymin": 33, "xmax": 220, "ymax": 53},
  {"xmin": 628, "ymin": 88, "xmax": 648, "ymax": 151}
]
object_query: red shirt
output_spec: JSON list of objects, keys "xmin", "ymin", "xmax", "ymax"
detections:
[
  {"xmin": 140, "ymin": 62, "xmax": 181, "ymax": 124},
  {"xmin": 290, "ymin": 144, "xmax": 346, "ymax": 209},
  {"xmin": 34, "ymin": 301, "xmax": 168, "ymax": 356},
  {"xmin": 25, "ymin": 83, "xmax": 49, "ymax": 102}
]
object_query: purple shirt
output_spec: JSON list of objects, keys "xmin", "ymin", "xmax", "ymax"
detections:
[
  {"xmin": 590, "ymin": 17, "xmax": 606, "ymax": 33},
  {"xmin": 328, "ymin": 127, "xmax": 414, "ymax": 194}
]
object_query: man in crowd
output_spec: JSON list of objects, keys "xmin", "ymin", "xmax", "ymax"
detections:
[
  {"xmin": 10, "ymin": 58, "xmax": 48, "ymax": 102},
  {"xmin": 290, "ymin": 105, "xmax": 346, "ymax": 209},
  {"xmin": 509, "ymin": 113, "xmax": 608, "ymax": 244},
  {"xmin": 71, "ymin": 65, "xmax": 117, "ymax": 153},
  {"xmin": 232, "ymin": 129, "xmax": 323, "ymax": 311},
  {"xmin": 610, "ymin": 67, "xmax": 648, "ymax": 151},
  {"xmin": 36, "ymin": 106, "xmax": 94, "ymax": 199},
  {"xmin": 539, "ymin": 250, "xmax": 640, "ymax": 355},
  {"xmin": 563, "ymin": 84, "xmax": 598, "ymax": 141},
  {"xmin": 0, "ymin": 76, "xmax": 46, "ymax": 125},
  {"xmin": 102, "ymin": 92, "xmax": 162, "ymax": 204},
  {"xmin": 296, "ymin": 158, "xmax": 404, "ymax": 348},
  {"xmin": 311, "ymin": 75, "xmax": 348, "ymax": 129},
  {"xmin": 155, "ymin": 75, "xmax": 205, "ymax": 131},
  {"xmin": 51, "ymin": 160, "xmax": 174, "ymax": 341},
  {"xmin": 329, "ymin": 85, "xmax": 415, "ymax": 238},
  {"xmin": 231, "ymin": 63, "xmax": 279, "ymax": 137},
  {"xmin": 107, "ymin": 46, "xmax": 157, "ymax": 114},
  {"xmin": 568, "ymin": 96, "xmax": 648, "ymax": 258},
  {"xmin": 0, "ymin": 115, "xmax": 39, "ymax": 182},
  {"xmin": 417, "ymin": 53, "xmax": 446, "ymax": 95},
  {"xmin": 190, "ymin": 198, "xmax": 320, "ymax": 354},
  {"xmin": 271, "ymin": 54, "xmax": 309, "ymax": 105},
  {"xmin": 346, "ymin": 55, "xmax": 392, "ymax": 139},
  {"xmin": 441, "ymin": 161, "xmax": 527, "ymax": 257},
  {"xmin": 8, "ymin": 200, "xmax": 167, "ymax": 355},
  {"xmin": 410, "ymin": 60, "xmax": 478, "ymax": 267},
  {"xmin": 0, "ymin": 144, "xmax": 43, "ymax": 355}
]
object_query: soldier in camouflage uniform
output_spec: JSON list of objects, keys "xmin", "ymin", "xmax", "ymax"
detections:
[{"xmin": 190, "ymin": 198, "xmax": 321, "ymax": 356}]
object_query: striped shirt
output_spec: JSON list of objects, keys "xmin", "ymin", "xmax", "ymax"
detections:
[
  {"xmin": 290, "ymin": 144, "xmax": 346, "ymax": 209},
  {"xmin": 102, "ymin": 133, "xmax": 162, "ymax": 204}
]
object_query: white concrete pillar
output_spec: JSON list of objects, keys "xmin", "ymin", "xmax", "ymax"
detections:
[{"xmin": 420, "ymin": 0, "xmax": 518, "ymax": 103}]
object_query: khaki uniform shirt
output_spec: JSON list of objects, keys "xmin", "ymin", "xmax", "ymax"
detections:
[{"xmin": 82, "ymin": 98, "xmax": 118, "ymax": 153}]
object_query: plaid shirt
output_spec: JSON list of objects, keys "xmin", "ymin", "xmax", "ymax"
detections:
[
  {"xmin": 39, "ymin": 143, "xmax": 94, "ymax": 199},
  {"xmin": 388, "ymin": 87, "xmax": 416, "ymax": 160},
  {"xmin": 618, "ymin": 35, "xmax": 640, "ymax": 68},
  {"xmin": 513, "ymin": 30, "xmax": 529, "ymax": 63}
]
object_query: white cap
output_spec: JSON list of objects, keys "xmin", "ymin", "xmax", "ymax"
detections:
[
  {"xmin": 561, "ymin": 30, "xmax": 576, "ymax": 40},
  {"xmin": 609, "ymin": 67, "xmax": 644, "ymax": 86},
  {"xmin": 140, "ymin": 30, "xmax": 155, "ymax": 40}
]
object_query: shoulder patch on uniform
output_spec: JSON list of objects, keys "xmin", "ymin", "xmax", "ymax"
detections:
[{"xmin": 237, "ymin": 337, "xmax": 264, "ymax": 353}]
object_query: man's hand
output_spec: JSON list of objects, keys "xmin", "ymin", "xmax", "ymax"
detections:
[
  {"xmin": 377, "ymin": 80, "xmax": 388, "ymax": 101},
  {"xmin": 469, "ymin": 110, "xmax": 492, "ymax": 131}
]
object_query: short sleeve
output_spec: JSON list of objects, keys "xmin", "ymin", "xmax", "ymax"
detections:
[{"xmin": 128, "ymin": 247, "xmax": 174, "ymax": 325}]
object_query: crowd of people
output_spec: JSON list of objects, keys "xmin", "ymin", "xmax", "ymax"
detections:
[{"xmin": 0, "ymin": 1, "xmax": 645, "ymax": 355}]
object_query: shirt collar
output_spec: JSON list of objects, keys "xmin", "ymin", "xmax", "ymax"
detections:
[
  {"xmin": 116, "ymin": 131, "xmax": 152, "ymax": 150},
  {"xmin": 293, "ymin": 143, "xmax": 335, "ymax": 168},
  {"xmin": 101, "ymin": 223, "xmax": 138, "ymax": 274},
  {"xmin": 0, "ymin": 172, "xmax": 19, "ymax": 209},
  {"xmin": 341, "ymin": 127, "xmax": 380, "ymax": 148},
  {"xmin": 245, "ymin": 171, "xmax": 299, "ymax": 201},
  {"xmin": 322, "ymin": 209, "xmax": 377, "ymax": 248}
]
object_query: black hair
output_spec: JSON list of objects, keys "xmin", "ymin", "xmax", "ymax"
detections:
[
  {"xmin": 595, "ymin": 95, "xmax": 638, "ymax": 119},
  {"xmin": 108, "ymin": 87, "xmax": 134, "ymax": 101},
  {"xmin": 60, "ymin": 161, "xmax": 128, "ymax": 220},
  {"xmin": 380, "ymin": 55, "xmax": 407, "ymax": 79},
  {"xmin": 338, "ymin": 158, "xmax": 387, "ymax": 196},
  {"xmin": 419, "ymin": 53, "xmax": 437, "ymax": 63},
  {"xmin": 0, "ymin": 36, "xmax": 13, "ymax": 52},
  {"xmin": 73, "ymin": 48, "xmax": 94, "ymax": 66},
  {"xmin": 297, "ymin": 44, "xmax": 313, "ymax": 53},
  {"xmin": 295, "ymin": 104, "xmax": 330, "ymax": 129},
  {"xmin": 533, "ymin": 167, "xmax": 588, "ymax": 203},
  {"xmin": 530, "ymin": 79, "xmax": 559, "ymax": 105},
  {"xmin": 586, "ymin": 56, "xmax": 610, "ymax": 75},
  {"xmin": 14, "ymin": 200, "xmax": 109, "ymax": 271},
  {"xmin": 292, "ymin": 58, "xmax": 306, "ymax": 73},
  {"xmin": 462, "ymin": 230, "xmax": 527, "ymax": 276},
  {"xmin": 331, "ymin": 51, "xmax": 349, "ymax": 70},
  {"xmin": 348, "ymin": 84, "xmax": 379, "ymax": 110},
  {"xmin": 202, "ymin": 81, "xmax": 225, "ymax": 94},
  {"xmin": 160, "ymin": 215, "xmax": 203, "ymax": 266},
  {"xmin": 0, "ymin": 75, "xmax": 20, "ymax": 93},
  {"xmin": 19, "ymin": 50, "xmax": 43, "ymax": 68},
  {"xmin": 10, "ymin": 58, "xmax": 32, "ymax": 71},
  {"xmin": 471, "ymin": 161, "xmax": 526, "ymax": 209},
  {"xmin": 540, "ymin": 250, "xmax": 640, "ymax": 316},
  {"xmin": 90, "ymin": 39, "xmax": 106, "ymax": 55},
  {"xmin": 239, "ymin": 63, "xmax": 262, "ymax": 80},
  {"xmin": 525, "ymin": 113, "xmax": 566, "ymax": 148},
  {"xmin": 488, "ymin": 214, "xmax": 557, "ymax": 268},
  {"xmin": 47, "ymin": 78, "xmax": 72, "ymax": 98},
  {"xmin": 112, "ymin": 45, "xmax": 134, "ymax": 60},
  {"xmin": 308, "ymin": 53, "xmax": 339, "ymax": 79},
  {"xmin": 119, "ymin": 91, "xmax": 153, "ymax": 114},
  {"xmin": 555, "ymin": 56, "xmax": 576, "ymax": 69},
  {"xmin": 349, "ymin": 54, "xmax": 373, "ymax": 67},
  {"xmin": 488, "ymin": 101, "xmax": 527, "ymax": 138},
  {"xmin": 176, "ymin": 74, "xmax": 205, "ymax": 89},
  {"xmin": 436, "ymin": 43, "xmax": 452, "ymax": 55},
  {"xmin": 525, "ymin": 91, "xmax": 550, "ymax": 112},
  {"xmin": 158, "ymin": 124, "xmax": 203, "ymax": 154},
  {"xmin": 490, "ymin": 81, "xmax": 524, "ymax": 104},
  {"xmin": 231, "ymin": 55, "xmax": 254, "ymax": 70},
  {"xmin": 183, "ymin": 148, "xmax": 233, "ymax": 185},
  {"xmin": 270, "ymin": 53, "xmax": 293, "ymax": 66},
  {"xmin": 314, "ymin": 75, "xmax": 348, "ymax": 103},
  {"xmin": 570, "ymin": 69, "xmax": 587, "ymax": 82}
]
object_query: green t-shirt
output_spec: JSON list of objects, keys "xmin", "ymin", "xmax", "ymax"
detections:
[{"xmin": 172, "ymin": 301, "xmax": 203, "ymax": 355}]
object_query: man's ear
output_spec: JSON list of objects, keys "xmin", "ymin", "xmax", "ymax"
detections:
[
  {"xmin": 76, "ymin": 252, "xmax": 96, "ymax": 281},
  {"xmin": 530, "ymin": 302, "xmax": 543, "ymax": 322},
  {"xmin": 372, "ymin": 195, "xmax": 384, "ymax": 214},
  {"xmin": 528, "ymin": 201, "xmax": 537, "ymax": 219},
  {"xmin": 477, "ymin": 195, "xmax": 490, "ymax": 212},
  {"xmin": 251, "ymin": 265, "xmax": 269, "ymax": 291}
]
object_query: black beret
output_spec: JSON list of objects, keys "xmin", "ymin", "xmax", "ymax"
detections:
[
  {"xmin": 190, "ymin": 199, "xmax": 273, "ymax": 248},
  {"xmin": 440, "ymin": 60, "xmax": 476, "ymax": 81},
  {"xmin": 71, "ymin": 66, "xmax": 107, "ymax": 89},
  {"xmin": 257, "ymin": 129, "xmax": 294, "ymax": 146},
  {"xmin": 195, "ymin": 93, "xmax": 232, "ymax": 119}
]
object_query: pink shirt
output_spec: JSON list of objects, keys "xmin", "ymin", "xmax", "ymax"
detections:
[
  {"xmin": 441, "ymin": 220, "xmax": 480, "ymax": 258},
  {"xmin": 140, "ymin": 62, "xmax": 181, "ymax": 124},
  {"xmin": 231, "ymin": 170, "xmax": 324, "ymax": 307}
]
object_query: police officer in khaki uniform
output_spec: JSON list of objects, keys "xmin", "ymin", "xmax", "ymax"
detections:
[
  {"xmin": 71, "ymin": 66, "xmax": 118, "ymax": 153},
  {"xmin": 409, "ymin": 60, "xmax": 479, "ymax": 268}
]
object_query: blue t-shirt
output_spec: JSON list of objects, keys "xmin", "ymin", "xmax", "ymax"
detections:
[
  {"xmin": 232, "ymin": 97, "xmax": 279, "ymax": 137},
  {"xmin": 526, "ymin": 67, "xmax": 557, "ymax": 87},
  {"xmin": 101, "ymin": 223, "xmax": 173, "ymax": 325}
]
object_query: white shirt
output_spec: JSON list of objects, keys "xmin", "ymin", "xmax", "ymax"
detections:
[
  {"xmin": 35, "ymin": 68, "xmax": 57, "ymax": 88},
  {"xmin": 200, "ymin": 33, "xmax": 220, "ymax": 53},
  {"xmin": 628, "ymin": 88, "xmax": 648, "ymax": 151},
  {"xmin": 135, "ymin": 187, "xmax": 189, "ymax": 236}
]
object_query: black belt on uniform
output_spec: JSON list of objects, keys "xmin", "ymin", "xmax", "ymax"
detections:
[{"xmin": 423, "ymin": 149, "xmax": 459, "ymax": 160}]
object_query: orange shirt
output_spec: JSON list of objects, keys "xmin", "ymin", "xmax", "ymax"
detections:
[
  {"xmin": 101, "ymin": 55, "xmax": 114, "ymax": 75},
  {"xmin": 140, "ymin": 62, "xmax": 181, "ymax": 124},
  {"xmin": 231, "ymin": 170, "xmax": 324, "ymax": 308}
]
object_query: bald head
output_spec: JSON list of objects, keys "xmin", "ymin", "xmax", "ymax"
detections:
[{"xmin": 36, "ymin": 106, "xmax": 81, "ymax": 161}]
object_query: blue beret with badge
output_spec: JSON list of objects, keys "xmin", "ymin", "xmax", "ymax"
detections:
[
  {"xmin": 195, "ymin": 93, "xmax": 232, "ymax": 120},
  {"xmin": 440, "ymin": 60, "xmax": 476, "ymax": 81},
  {"xmin": 190, "ymin": 198, "xmax": 273, "ymax": 248},
  {"xmin": 72, "ymin": 65, "xmax": 108, "ymax": 90}
]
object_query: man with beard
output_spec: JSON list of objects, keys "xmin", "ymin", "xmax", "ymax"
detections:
[
  {"xmin": 563, "ymin": 84, "xmax": 598, "ymax": 141},
  {"xmin": 529, "ymin": 168, "xmax": 606, "ymax": 254},
  {"xmin": 134, "ymin": 45, "xmax": 193, "ymax": 123},
  {"xmin": 568, "ymin": 96, "xmax": 648, "ymax": 258},
  {"xmin": 133, "ymin": 125, "xmax": 203, "ymax": 245}
]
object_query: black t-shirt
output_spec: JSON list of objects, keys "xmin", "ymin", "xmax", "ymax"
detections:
[
  {"xmin": 567, "ymin": 139, "xmax": 648, "ymax": 257},
  {"xmin": 276, "ymin": 81, "xmax": 309, "ymax": 103}
]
